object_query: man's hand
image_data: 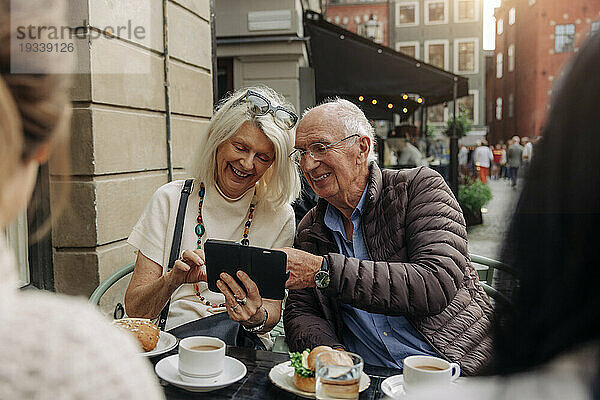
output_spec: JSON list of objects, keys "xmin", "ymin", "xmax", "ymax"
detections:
[
  {"xmin": 278, "ymin": 247, "xmax": 323, "ymax": 290},
  {"xmin": 168, "ymin": 249, "xmax": 207, "ymax": 289}
]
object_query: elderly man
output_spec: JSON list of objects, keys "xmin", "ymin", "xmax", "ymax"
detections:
[{"xmin": 281, "ymin": 99, "xmax": 492, "ymax": 375}]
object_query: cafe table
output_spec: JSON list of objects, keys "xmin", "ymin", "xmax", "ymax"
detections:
[{"xmin": 150, "ymin": 346, "xmax": 400, "ymax": 399}]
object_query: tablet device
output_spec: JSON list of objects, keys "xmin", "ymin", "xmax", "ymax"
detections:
[{"xmin": 204, "ymin": 239, "xmax": 287, "ymax": 301}]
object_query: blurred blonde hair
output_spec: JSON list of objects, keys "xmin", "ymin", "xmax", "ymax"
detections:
[{"xmin": 187, "ymin": 86, "xmax": 301, "ymax": 207}]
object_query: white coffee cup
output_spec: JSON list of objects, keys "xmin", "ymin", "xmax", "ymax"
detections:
[
  {"xmin": 178, "ymin": 336, "xmax": 226, "ymax": 382},
  {"xmin": 403, "ymin": 355, "xmax": 460, "ymax": 393}
]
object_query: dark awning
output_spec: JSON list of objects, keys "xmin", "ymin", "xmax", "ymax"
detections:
[{"xmin": 304, "ymin": 11, "xmax": 468, "ymax": 118}]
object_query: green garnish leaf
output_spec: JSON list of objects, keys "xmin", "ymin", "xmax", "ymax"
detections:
[{"xmin": 289, "ymin": 350, "xmax": 315, "ymax": 378}]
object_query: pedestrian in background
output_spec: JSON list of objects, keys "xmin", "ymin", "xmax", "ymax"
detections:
[
  {"xmin": 500, "ymin": 144, "xmax": 508, "ymax": 179},
  {"xmin": 492, "ymin": 144, "xmax": 503, "ymax": 180},
  {"xmin": 474, "ymin": 140, "xmax": 493, "ymax": 184},
  {"xmin": 507, "ymin": 136, "xmax": 524, "ymax": 188},
  {"xmin": 522, "ymin": 137, "xmax": 533, "ymax": 168},
  {"xmin": 458, "ymin": 144, "xmax": 469, "ymax": 177}
]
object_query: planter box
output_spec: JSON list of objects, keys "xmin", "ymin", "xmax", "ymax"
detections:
[{"xmin": 464, "ymin": 208, "xmax": 483, "ymax": 227}]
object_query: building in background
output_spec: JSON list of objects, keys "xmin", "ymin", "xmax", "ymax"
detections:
[
  {"xmin": 216, "ymin": 0, "xmax": 320, "ymax": 113},
  {"xmin": 323, "ymin": 1, "xmax": 390, "ymax": 45},
  {"xmin": 390, "ymin": 0, "xmax": 486, "ymax": 142},
  {"xmin": 488, "ymin": 0, "xmax": 600, "ymax": 144}
]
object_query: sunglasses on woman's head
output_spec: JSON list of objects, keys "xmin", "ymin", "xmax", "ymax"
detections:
[{"xmin": 235, "ymin": 90, "xmax": 298, "ymax": 130}]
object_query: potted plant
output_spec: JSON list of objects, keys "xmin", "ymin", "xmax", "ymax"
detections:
[
  {"xmin": 458, "ymin": 176, "xmax": 492, "ymax": 226},
  {"xmin": 443, "ymin": 108, "xmax": 473, "ymax": 138}
]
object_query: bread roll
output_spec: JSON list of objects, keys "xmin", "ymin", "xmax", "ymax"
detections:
[
  {"xmin": 293, "ymin": 373, "xmax": 316, "ymax": 393},
  {"xmin": 307, "ymin": 345, "xmax": 333, "ymax": 370},
  {"xmin": 113, "ymin": 318, "xmax": 159, "ymax": 352},
  {"xmin": 317, "ymin": 350, "xmax": 353, "ymax": 367}
]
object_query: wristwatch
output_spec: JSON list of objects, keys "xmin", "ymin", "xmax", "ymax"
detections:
[{"xmin": 314, "ymin": 256, "xmax": 330, "ymax": 289}]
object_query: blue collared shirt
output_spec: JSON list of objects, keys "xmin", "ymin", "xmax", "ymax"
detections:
[{"xmin": 324, "ymin": 187, "xmax": 438, "ymax": 369}]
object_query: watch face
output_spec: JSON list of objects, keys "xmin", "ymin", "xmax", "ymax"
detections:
[{"xmin": 315, "ymin": 271, "xmax": 330, "ymax": 289}]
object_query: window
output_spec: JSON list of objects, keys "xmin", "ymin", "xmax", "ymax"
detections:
[
  {"xmin": 508, "ymin": 44, "xmax": 515, "ymax": 72},
  {"xmin": 496, "ymin": 52, "xmax": 503, "ymax": 78},
  {"xmin": 508, "ymin": 8, "xmax": 516, "ymax": 25},
  {"xmin": 457, "ymin": 90, "xmax": 479, "ymax": 124},
  {"xmin": 396, "ymin": 1, "xmax": 419, "ymax": 27},
  {"xmin": 488, "ymin": 101, "xmax": 493, "ymax": 123},
  {"xmin": 454, "ymin": 38, "xmax": 479, "ymax": 74},
  {"xmin": 455, "ymin": 0, "xmax": 478, "ymax": 23},
  {"xmin": 591, "ymin": 21, "xmax": 600, "ymax": 36},
  {"xmin": 428, "ymin": 104, "xmax": 447, "ymax": 124},
  {"xmin": 497, "ymin": 18, "xmax": 504, "ymax": 35},
  {"xmin": 508, "ymin": 93, "xmax": 514, "ymax": 118},
  {"xmin": 555, "ymin": 24, "xmax": 575, "ymax": 53},
  {"xmin": 425, "ymin": 0, "xmax": 448, "ymax": 25},
  {"xmin": 425, "ymin": 40, "xmax": 449, "ymax": 70},
  {"xmin": 496, "ymin": 97, "xmax": 503, "ymax": 120},
  {"xmin": 396, "ymin": 41, "xmax": 420, "ymax": 59}
]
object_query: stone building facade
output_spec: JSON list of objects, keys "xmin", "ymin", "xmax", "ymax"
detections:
[{"xmin": 12, "ymin": 0, "xmax": 214, "ymax": 311}]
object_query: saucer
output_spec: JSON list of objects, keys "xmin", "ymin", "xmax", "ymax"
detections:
[
  {"xmin": 155, "ymin": 354, "xmax": 247, "ymax": 392},
  {"xmin": 381, "ymin": 375, "xmax": 406, "ymax": 399},
  {"xmin": 381, "ymin": 375, "xmax": 463, "ymax": 399}
]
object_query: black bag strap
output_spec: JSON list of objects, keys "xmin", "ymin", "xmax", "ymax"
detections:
[{"xmin": 158, "ymin": 178, "xmax": 194, "ymax": 330}]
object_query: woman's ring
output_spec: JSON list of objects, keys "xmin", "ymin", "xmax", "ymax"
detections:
[{"xmin": 236, "ymin": 297, "xmax": 248, "ymax": 306}]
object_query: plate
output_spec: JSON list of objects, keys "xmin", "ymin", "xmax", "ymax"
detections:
[
  {"xmin": 381, "ymin": 375, "xmax": 406, "ymax": 399},
  {"xmin": 155, "ymin": 354, "xmax": 247, "ymax": 392},
  {"xmin": 142, "ymin": 331, "xmax": 178, "ymax": 357},
  {"xmin": 268, "ymin": 360, "xmax": 370, "ymax": 399}
]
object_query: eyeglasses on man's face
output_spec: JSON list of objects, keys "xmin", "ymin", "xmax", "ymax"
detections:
[
  {"xmin": 288, "ymin": 134, "xmax": 360, "ymax": 165},
  {"xmin": 235, "ymin": 90, "xmax": 298, "ymax": 130}
]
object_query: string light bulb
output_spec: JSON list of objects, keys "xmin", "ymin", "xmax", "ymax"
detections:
[
  {"xmin": 403, "ymin": 108, "xmax": 408, "ymax": 113},
  {"xmin": 358, "ymin": 96, "xmax": 364, "ymax": 101},
  {"xmin": 417, "ymin": 97, "xmax": 423, "ymax": 104},
  {"xmin": 387, "ymin": 103, "xmax": 393, "ymax": 109},
  {"xmin": 372, "ymin": 99, "xmax": 377, "ymax": 105},
  {"xmin": 402, "ymin": 94, "xmax": 409, "ymax": 100}
]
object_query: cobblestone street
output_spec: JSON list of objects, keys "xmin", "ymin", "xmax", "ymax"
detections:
[{"xmin": 467, "ymin": 177, "xmax": 521, "ymax": 259}]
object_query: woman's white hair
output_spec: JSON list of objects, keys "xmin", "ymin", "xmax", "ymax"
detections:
[
  {"xmin": 187, "ymin": 86, "xmax": 301, "ymax": 207},
  {"xmin": 304, "ymin": 98, "xmax": 377, "ymax": 161}
]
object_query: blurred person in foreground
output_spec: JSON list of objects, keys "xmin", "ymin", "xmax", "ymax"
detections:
[
  {"xmin": 282, "ymin": 99, "xmax": 492, "ymax": 375},
  {"xmin": 0, "ymin": 0, "xmax": 163, "ymax": 398},
  {"xmin": 125, "ymin": 86, "xmax": 300, "ymax": 348},
  {"xmin": 412, "ymin": 32, "xmax": 600, "ymax": 400}
]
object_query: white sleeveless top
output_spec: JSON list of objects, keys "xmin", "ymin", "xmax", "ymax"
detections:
[{"xmin": 128, "ymin": 180, "xmax": 295, "ymax": 331}]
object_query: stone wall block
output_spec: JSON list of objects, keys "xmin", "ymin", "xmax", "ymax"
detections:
[
  {"xmin": 92, "ymin": 107, "xmax": 167, "ymax": 174},
  {"xmin": 169, "ymin": 61, "xmax": 213, "ymax": 117},
  {"xmin": 171, "ymin": 0, "xmax": 210, "ymax": 21},
  {"xmin": 50, "ymin": 180, "xmax": 97, "ymax": 248},
  {"xmin": 171, "ymin": 116, "xmax": 209, "ymax": 169},
  {"xmin": 95, "ymin": 172, "xmax": 167, "ymax": 245},
  {"xmin": 90, "ymin": 37, "xmax": 165, "ymax": 111},
  {"xmin": 169, "ymin": 3, "xmax": 212, "ymax": 69},
  {"xmin": 90, "ymin": 0, "xmax": 164, "ymax": 52},
  {"xmin": 53, "ymin": 250, "xmax": 99, "ymax": 297}
]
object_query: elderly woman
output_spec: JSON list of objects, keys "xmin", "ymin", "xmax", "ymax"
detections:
[{"xmin": 125, "ymin": 87, "xmax": 300, "ymax": 344}]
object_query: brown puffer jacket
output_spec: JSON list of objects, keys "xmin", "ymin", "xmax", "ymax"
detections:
[{"xmin": 284, "ymin": 163, "xmax": 493, "ymax": 375}]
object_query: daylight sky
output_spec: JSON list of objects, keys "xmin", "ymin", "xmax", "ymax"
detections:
[{"xmin": 483, "ymin": 0, "xmax": 501, "ymax": 50}]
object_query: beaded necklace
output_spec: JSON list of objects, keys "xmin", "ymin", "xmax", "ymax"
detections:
[{"xmin": 193, "ymin": 183, "xmax": 256, "ymax": 308}]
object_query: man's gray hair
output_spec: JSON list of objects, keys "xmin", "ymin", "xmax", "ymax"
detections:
[{"xmin": 304, "ymin": 98, "xmax": 377, "ymax": 162}]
